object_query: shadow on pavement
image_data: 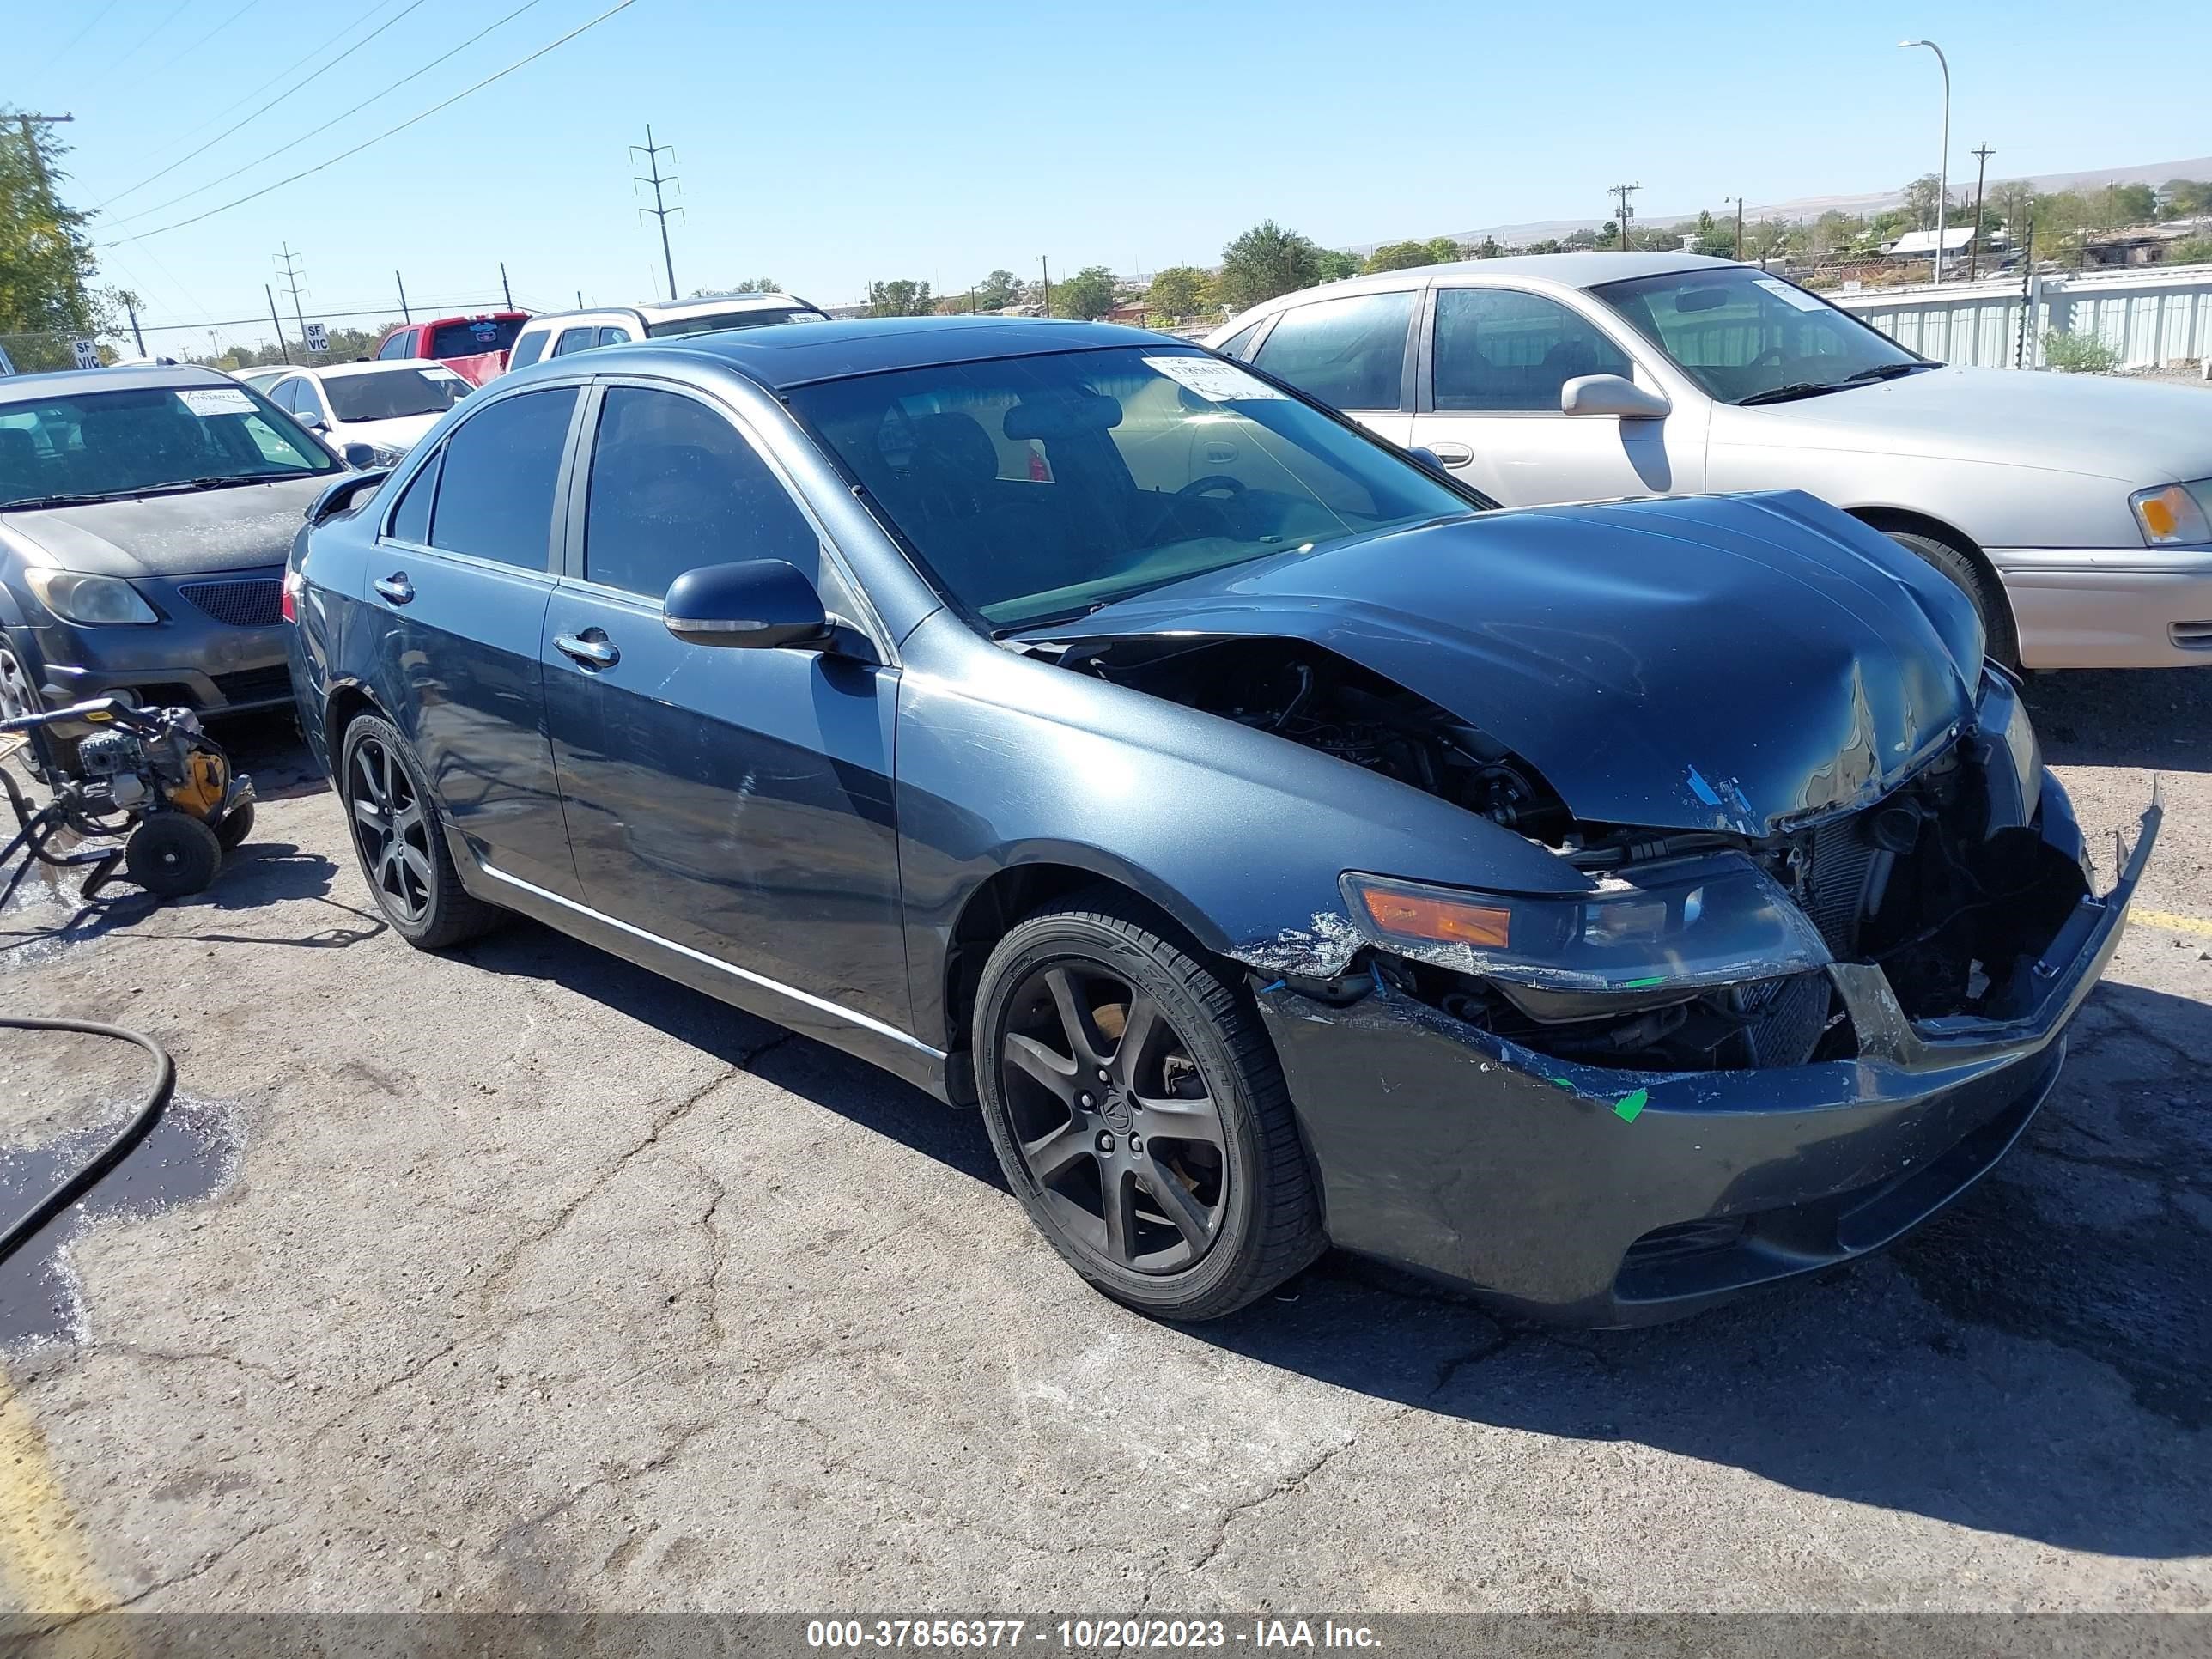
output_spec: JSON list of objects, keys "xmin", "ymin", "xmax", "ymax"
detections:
[
  {"xmin": 453, "ymin": 915, "xmax": 2212, "ymax": 1560},
  {"xmin": 2023, "ymin": 666, "xmax": 2212, "ymax": 771}
]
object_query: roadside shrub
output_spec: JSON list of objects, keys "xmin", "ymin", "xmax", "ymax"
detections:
[
  {"xmin": 2042, "ymin": 330, "xmax": 2123, "ymax": 374},
  {"xmin": 2166, "ymin": 236, "xmax": 2212, "ymax": 266}
]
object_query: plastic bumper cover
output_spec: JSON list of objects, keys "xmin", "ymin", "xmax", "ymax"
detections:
[{"xmin": 1256, "ymin": 794, "xmax": 2159, "ymax": 1328}]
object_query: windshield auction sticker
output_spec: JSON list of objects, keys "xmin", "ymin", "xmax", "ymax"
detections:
[
  {"xmin": 174, "ymin": 387, "xmax": 259, "ymax": 416},
  {"xmin": 1753, "ymin": 276, "xmax": 1828, "ymax": 313},
  {"xmin": 1144, "ymin": 356, "xmax": 1286, "ymax": 402}
]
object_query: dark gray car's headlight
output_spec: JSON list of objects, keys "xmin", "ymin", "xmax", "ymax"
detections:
[
  {"xmin": 23, "ymin": 568, "xmax": 159, "ymax": 625},
  {"xmin": 1342, "ymin": 853, "xmax": 1831, "ymax": 994}
]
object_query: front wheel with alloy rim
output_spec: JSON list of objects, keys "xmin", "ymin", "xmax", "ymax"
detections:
[
  {"xmin": 337, "ymin": 714, "xmax": 502, "ymax": 949},
  {"xmin": 974, "ymin": 895, "xmax": 1324, "ymax": 1320}
]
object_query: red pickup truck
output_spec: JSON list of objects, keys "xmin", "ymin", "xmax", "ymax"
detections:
[{"xmin": 370, "ymin": 313, "xmax": 530, "ymax": 386}]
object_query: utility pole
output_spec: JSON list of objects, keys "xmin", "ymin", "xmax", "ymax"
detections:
[
  {"xmin": 1968, "ymin": 143, "xmax": 1995, "ymax": 280},
  {"xmin": 395, "ymin": 270, "xmax": 411, "ymax": 322},
  {"xmin": 970, "ymin": 284, "xmax": 979, "ymax": 315},
  {"xmin": 265, "ymin": 284, "xmax": 291, "ymax": 366},
  {"xmin": 1734, "ymin": 196, "xmax": 1745, "ymax": 261},
  {"xmin": 1039, "ymin": 255, "xmax": 1052, "ymax": 319},
  {"xmin": 274, "ymin": 245, "xmax": 309, "ymax": 349},
  {"xmin": 1609, "ymin": 183, "xmax": 1640, "ymax": 251},
  {"xmin": 631, "ymin": 125, "xmax": 682, "ymax": 302},
  {"xmin": 124, "ymin": 296, "xmax": 144, "ymax": 356},
  {"xmin": 500, "ymin": 261, "xmax": 514, "ymax": 310}
]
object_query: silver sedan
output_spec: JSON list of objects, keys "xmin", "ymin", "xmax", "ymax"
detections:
[{"xmin": 1211, "ymin": 252, "xmax": 2212, "ymax": 669}]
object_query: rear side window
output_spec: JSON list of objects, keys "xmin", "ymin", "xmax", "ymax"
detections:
[
  {"xmin": 1215, "ymin": 319, "xmax": 1266, "ymax": 360},
  {"xmin": 1253, "ymin": 291, "xmax": 1414, "ymax": 410},
  {"xmin": 387, "ymin": 453, "xmax": 438, "ymax": 544},
  {"xmin": 595, "ymin": 326, "xmax": 631, "ymax": 347},
  {"xmin": 429, "ymin": 318, "xmax": 523, "ymax": 357},
  {"xmin": 552, "ymin": 327, "xmax": 597, "ymax": 357},
  {"xmin": 582, "ymin": 386, "xmax": 817, "ymax": 599},
  {"xmin": 426, "ymin": 388, "xmax": 576, "ymax": 569},
  {"xmin": 1432, "ymin": 289, "xmax": 1633, "ymax": 412},
  {"xmin": 507, "ymin": 330, "xmax": 550, "ymax": 371}
]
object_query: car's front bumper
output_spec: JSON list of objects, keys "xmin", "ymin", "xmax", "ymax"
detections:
[
  {"xmin": 1255, "ymin": 789, "xmax": 2158, "ymax": 1328},
  {"xmin": 12, "ymin": 567, "xmax": 294, "ymax": 714},
  {"xmin": 1991, "ymin": 544, "xmax": 2212, "ymax": 668}
]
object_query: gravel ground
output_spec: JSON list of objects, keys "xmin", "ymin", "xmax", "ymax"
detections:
[{"xmin": 0, "ymin": 670, "xmax": 2206, "ymax": 1621}]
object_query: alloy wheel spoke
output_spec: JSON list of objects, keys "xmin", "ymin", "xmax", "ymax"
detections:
[
  {"xmin": 1100, "ymin": 1167, "xmax": 1138, "ymax": 1266},
  {"xmin": 1138, "ymin": 1158, "xmax": 1215, "ymax": 1249},
  {"xmin": 1043, "ymin": 968, "xmax": 1108, "ymax": 1069},
  {"xmin": 355, "ymin": 750, "xmax": 386, "ymax": 809},
  {"xmin": 1133, "ymin": 1091, "xmax": 1224, "ymax": 1148},
  {"xmin": 1020, "ymin": 1120, "xmax": 1095, "ymax": 1184},
  {"xmin": 352, "ymin": 797, "xmax": 387, "ymax": 833},
  {"xmin": 398, "ymin": 843, "xmax": 434, "ymax": 889},
  {"xmin": 1004, "ymin": 1033, "xmax": 1078, "ymax": 1101},
  {"xmin": 1111, "ymin": 993, "xmax": 1163, "ymax": 1088}
]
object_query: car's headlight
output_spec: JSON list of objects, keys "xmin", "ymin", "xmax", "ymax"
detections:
[
  {"xmin": 2129, "ymin": 480, "xmax": 2212, "ymax": 546},
  {"xmin": 1341, "ymin": 853, "xmax": 1832, "ymax": 994},
  {"xmin": 370, "ymin": 443, "xmax": 405, "ymax": 466},
  {"xmin": 22, "ymin": 568, "xmax": 160, "ymax": 625}
]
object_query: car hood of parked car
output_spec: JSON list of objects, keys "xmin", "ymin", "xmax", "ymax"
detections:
[
  {"xmin": 338, "ymin": 411, "xmax": 443, "ymax": 452},
  {"xmin": 0, "ymin": 475, "xmax": 332, "ymax": 580},
  {"xmin": 1720, "ymin": 364, "xmax": 2212, "ymax": 487},
  {"xmin": 1023, "ymin": 489, "xmax": 1984, "ymax": 838}
]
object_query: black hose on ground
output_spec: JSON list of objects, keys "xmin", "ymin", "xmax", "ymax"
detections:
[{"xmin": 0, "ymin": 1017, "xmax": 175, "ymax": 1267}]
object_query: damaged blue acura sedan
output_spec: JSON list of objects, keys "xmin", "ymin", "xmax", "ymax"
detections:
[{"xmin": 286, "ymin": 319, "xmax": 2155, "ymax": 1326}]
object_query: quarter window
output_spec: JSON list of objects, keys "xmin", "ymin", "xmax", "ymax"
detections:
[
  {"xmin": 582, "ymin": 386, "xmax": 817, "ymax": 600},
  {"xmin": 1252, "ymin": 291, "xmax": 1413, "ymax": 410},
  {"xmin": 1432, "ymin": 289, "xmax": 1634, "ymax": 412},
  {"xmin": 387, "ymin": 452, "xmax": 438, "ymax": 544},
  {"xmin": 425, "ymin": 388, "xmax": 577, "ymax": 569}
]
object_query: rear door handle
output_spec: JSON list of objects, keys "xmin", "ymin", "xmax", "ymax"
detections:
[
  {"xmin": 1428, "ymin": 442, "xmax": 1474, "ymax": 468},
  {"xmin": 554, "ymin": 630, "xmax": 619, "ymax": 669},
  {"xmin": 372, "ymin": 573, "xmax": 414, "ymax": 605}
]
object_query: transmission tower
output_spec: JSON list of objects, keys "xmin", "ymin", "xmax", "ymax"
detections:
[{"xmin": 632, "ymin": 125, "xmax": 683, "ymax": 301}]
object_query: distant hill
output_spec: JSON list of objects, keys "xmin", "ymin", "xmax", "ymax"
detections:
[{"xmin": 1349, "ymin": 155, "xmax": 2212, "ymax": 252}]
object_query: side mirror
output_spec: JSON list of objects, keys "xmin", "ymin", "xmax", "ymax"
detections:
[
  {"xmin": 298, "ymin": 411, "xmax": 328, "ymax": 432},
  {"xmin": 341, "ymin": 441, "xmax": 380, "ymax": 470},
  {"xmin": 663, "ymin": 559, "xmax": 831, "ymax": 651},
  {"xmin": 1405, "ymin": 446, "xmax": 1449, "ymax": 476},
  {"xmin": 1560, "ymin": 374, "xmax": 1672, "ymax": 420}
]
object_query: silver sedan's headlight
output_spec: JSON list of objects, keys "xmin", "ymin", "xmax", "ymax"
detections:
[
  {"xmin": 1340, "ymin": 854, "xmax": 1832, "ymax": 995},
  {"xmin": 2129, "ymin": 480, "xmax": 2212, "ymax": 546},
  {"xmin": 23, "ymin": 568, "xmax": 159, "ymax": 626}
]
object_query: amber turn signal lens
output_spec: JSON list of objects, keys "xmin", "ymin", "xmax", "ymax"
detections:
[
  {"xmin": 2138, "ymin": 489, "xmax": 2183, "ymax": 539},
  {"xmin": 1356, "ymin": 888, "xmax": 1511, "ymax": 948}
]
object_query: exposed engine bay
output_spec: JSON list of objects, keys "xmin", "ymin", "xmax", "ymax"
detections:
[{"xmin": 1057, "ymin": 637, "xmax": 2092, "ymax": 1074}]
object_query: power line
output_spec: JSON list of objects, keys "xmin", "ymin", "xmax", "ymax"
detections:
[
  {"xmin": 123, "ymin": 297, "xmax": 516, "ymax": 333},
  {"xmin": 102, "ymin": 0, "xmax": 195, "ymax": 81},
  {"xmin": 92, "ymin": 0, "xmax": 435, "ymax": 210},
  {"xmin": 108, "ymin": 0, "xmax": 550, "ymax": 227},
  {"xmin": 104, "ymin": 0, "xmax": 640, "ymax": 244},
  {"xmin": 108, "ymin": 0, "xmax": 268, "ymax": 100},
  {"xmin": 26, "ymin": 0, "xmax": 125, "ymax": 82}
]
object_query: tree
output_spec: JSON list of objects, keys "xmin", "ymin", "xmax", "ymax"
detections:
[
  {"xmin": 2158, "ymin": 179, "xmax": 2212, "ymax": 219},
  {"xmin": 1901, "ymin": 173, "xmax": 1952, "ymax": 232},
  {"xmin": 1566, "ymin": 228, "xmax": 1601, "ymax": 251},
  {"xmin": 976, "ymin": 269, "xmax": 1019, "ymax": 311},
  {"xmin": 2166, "ymin": 235, "xmax": 2212, "ymax": 266},
  {"xmin": 868, "ymin": 278, "xmax": 933, "ymax": 317},
  {"xmin": 1146, "ymin": 265, "xmax": 1209, "ymax": 320},
  {"xmin": 1366, "ymin": 240, "xmax": 1435, "ymax": 273},
  {"xmin": 1216, "ymin": 221, "xmax": 1322, "ymax": 312},
  {"xmin": 691, "ymin": 277, "xmax": 780, "ymax": 296},
  {"xmin": 1523, "ymin": 238, "xmax": 1563, "ymax": 256},
  {"xmin": 1313, "ymin": 247, "xmax": 1364, "ymax": 283},
  {"xmin": 1423, "ymin": 235, "xmax": 1462, "ymax": 265},
  {"xmin": 1, "ymin": 112, "xmax": 113, "ymax": 371},
  {"xmin": 1473, "ymin": 237, "xmax": 1503, "ymax": 259},
  {"xmin": 1056, "ymin": 264, "xmax": 1116, "ymax": 320}
]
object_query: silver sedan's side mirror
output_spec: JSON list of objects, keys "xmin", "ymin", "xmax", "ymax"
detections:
[{"xmin": 1560, "ymin": 374, "xmax": 1672, "ymax": 420}]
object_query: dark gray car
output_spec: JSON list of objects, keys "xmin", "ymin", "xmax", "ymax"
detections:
[{"xmin": 0, "ymin": 364, "xmax": 346, "ymax": 730}]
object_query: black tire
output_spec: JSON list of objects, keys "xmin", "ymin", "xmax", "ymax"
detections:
[
  {"xmin": 124, "ymin": 812, "xmax": 223, "ymax": 898},
  {"xmin": 337, "ymin": 713, "xmax": 502, "ymax": 949},
  {"xmin": 1884, "ymin": 528, "xmax": 2019, "ymax": 668},
  {"xmin": 973, "ymin": 893, "xmax": 1323, "ymax": 1321},
  {"xmin": 0, "ymin": 640, "xmax": 52, "ymax": 785},
  {"xmin": 214, "ymin": 801, "xmax": 255, "ymax": 851}
]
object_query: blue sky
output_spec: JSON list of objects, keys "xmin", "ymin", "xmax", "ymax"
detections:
[{"xmin": 16, "ymin": 0, "xmax": 2212, "ymax": 352}]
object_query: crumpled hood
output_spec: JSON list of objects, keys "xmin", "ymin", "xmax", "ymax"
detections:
[
  {"xmin": 0, "ymin": 475, "xmax": 331, "ymax": 579},
  {"xmin": 1029, "ymin": 490, "xmax": 1984, "ymax": 837},
  {"xmin": 1727, "ymin": 364, "xmax": 2212, "ymax": 486}
]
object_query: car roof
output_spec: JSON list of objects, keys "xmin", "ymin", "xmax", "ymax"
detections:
[
  {"xmin": 521, "ymin": 292, "xmax": 817, "ymax": 327},
  {"xmin": 644, "ymin": 316, "xmax": 1179, "ymax": 390},
  {"xmin": 0, "ymin": 362, "xmax": 240, "ymax": 405},
  {"xmin": 293, "ymin": 358, "xmax": 453, "ymax": 380},
  {"xmin": 1251, "ymin": 250, "xmax": 1739, "ymax": 311},
  {"xmin": 398, "ymin": 312, "xmax": 528, "ymax": 331}
]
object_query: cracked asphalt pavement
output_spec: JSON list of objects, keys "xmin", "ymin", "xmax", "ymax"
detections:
[{"xmin": 0, "ymin": 668, "xmax": 2206, "ymax": 1616}]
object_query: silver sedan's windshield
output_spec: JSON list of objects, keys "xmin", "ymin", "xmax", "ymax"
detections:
[
  {"xmin": 790, "ymin": 347, "xmax": 1480, "ymax": 629},
  {"xmin": 1594, "ymin": 268, "xmax": 1929, "ymax": 405}
]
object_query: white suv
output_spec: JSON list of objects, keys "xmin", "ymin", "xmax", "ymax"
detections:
[{"xmin": 505, "ymin": 292, "xmax": 830, "ymax": 373}]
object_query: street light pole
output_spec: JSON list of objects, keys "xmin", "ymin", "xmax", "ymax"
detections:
[{"xmin": 1899, "ymin": 39, "xmax": 1951, "ymax": 286}]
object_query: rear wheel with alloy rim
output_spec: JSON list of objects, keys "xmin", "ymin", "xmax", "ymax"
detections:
[
  {"xmin": 974, "ymin": 894, "xmax": 1323, "ymax": 1319},
  {"xmin": 337, "ymin": 714, "xmax": 501, "ymax": 948}
]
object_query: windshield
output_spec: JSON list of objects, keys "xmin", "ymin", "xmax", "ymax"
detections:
[
  {"xmin": 1594, "ymin": 268, "xmax": 1925, "ymax": 404},
  {"xmin": 325, "ymin": 368, "xmax": 469, "ymax": 423},
  {"xmin": 0, "ymin": 383, "xmax": 338, "ymax": 508},
  {"xmin": 789, "ymin": 346, "xmax": 1480, "ymax": 629},
  {"xmin": 428, "ymin": 317, "xmax": 524, "ymax": 357},
  {"xmin": 646, "ymin": 307, "xmax": 828, "ymax": 337}
]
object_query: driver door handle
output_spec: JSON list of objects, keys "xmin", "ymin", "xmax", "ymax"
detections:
[
  {"xmin": 372, "ymin": 573, "xmax": 414, "ymax": 605},
  {"xmin": 555, "ymin": 630, "xmax": 619, "ymax": 669},
  {"xmin": 1428, "ymin": 442, "xmax": 1474, "ymax": 468}
]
